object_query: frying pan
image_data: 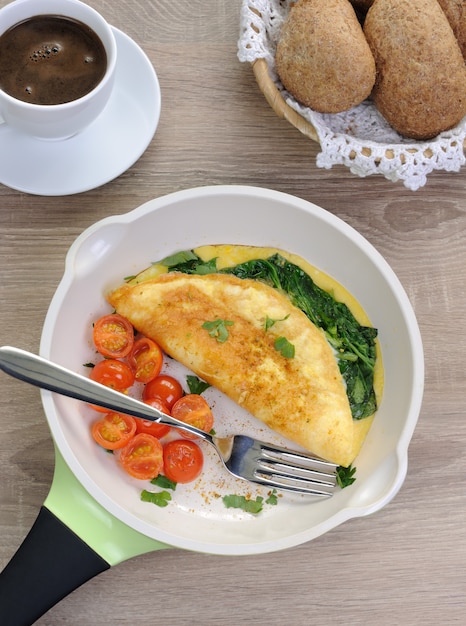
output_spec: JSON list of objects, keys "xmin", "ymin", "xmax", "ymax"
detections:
[{"xmin": 0, "ymin": 186, "xmax": 424, "ymax": 625}]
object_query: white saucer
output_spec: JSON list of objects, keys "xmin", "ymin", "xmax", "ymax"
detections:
[{"xmin": 0, "ymin": 27, "xmax": 161, "ymax": 196}]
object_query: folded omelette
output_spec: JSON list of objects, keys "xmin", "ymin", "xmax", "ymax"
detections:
[{"xmin": 108, "ymin": 271, "xmax": 356, "ymax": 466}]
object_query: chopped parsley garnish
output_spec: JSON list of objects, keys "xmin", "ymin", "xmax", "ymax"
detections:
[
  {"xmin": 202, "ymin": 319, "xmax": 234, "ymax": 343},
  {"xmin": 274, "ymin": 336, "xmax": 295, "ymax": 358},
  {"xmin": 151, "ymin": 475, "xmax": 177, "ymax": 490},
  {"xmin": 265, "ymin": 314, "xmax": 290, "ymax": 331},
  {"xmin": 265, "ymin": 489, "xmax": 279, "ymax": 505},
  {"xmin": 222, "ymin": 491, "xmax": 279, "ymax": 514},
  {"xmin": 140, "ymin": 489, "xmax": 172, "ymax": 507},
  {"xmin": 186, "ymin": 374, "xmax": 211, "ymax": 394},
  {"xmin": 336, "ymin": 464, "xmax": 357, "ymax": 488},
  {"xmin": 222, "ymin": 494, "xmax": 264, "ymax": 514}
]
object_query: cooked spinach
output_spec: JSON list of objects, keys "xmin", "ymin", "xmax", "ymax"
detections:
[{"xmin": 163, "ymin": 251, "xmax": 378, "ymax": 420}]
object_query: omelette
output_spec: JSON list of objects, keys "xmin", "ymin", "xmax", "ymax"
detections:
[{"xmin": 107, "ymin": 246, "xmax": 381, "ymax": 467}]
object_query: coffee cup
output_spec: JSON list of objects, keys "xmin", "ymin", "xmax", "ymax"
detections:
[{"xmin": 0, "ymin": 0, "xmax": 117, "ymax": 140}]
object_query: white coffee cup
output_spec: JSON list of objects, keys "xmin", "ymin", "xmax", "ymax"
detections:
[{"xmin": 0, "ymin": 0, "xmax": 117, "ymax": 140}]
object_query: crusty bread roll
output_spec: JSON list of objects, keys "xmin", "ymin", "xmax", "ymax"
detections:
[
  {"xmin": 275, "ymin": 0, "xmax": 376, "ymax": 113},
  {"xmin": 364, "ymin": 0, "xmax": 466, "ymax": 139},
  {"xmin": 437, "ymin": 0, "xmax": 466, "ymax": 58}
]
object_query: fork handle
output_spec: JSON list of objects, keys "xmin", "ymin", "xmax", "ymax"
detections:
[{"xmin": 0, "ymin": 346, "xmax": 208, "ymax": 441}]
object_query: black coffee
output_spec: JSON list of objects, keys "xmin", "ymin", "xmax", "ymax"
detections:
[{"xmin": 0, "ymin": 15, "xmax": 107, "ymax": 105}]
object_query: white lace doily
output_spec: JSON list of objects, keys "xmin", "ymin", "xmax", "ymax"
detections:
[{"xmin": 238, "ymin": 0, "xmax": 466, "ymax": 190}]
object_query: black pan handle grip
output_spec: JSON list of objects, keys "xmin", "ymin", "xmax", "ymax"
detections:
[{"xmin": 0, "ymin": 506, "xmax": 110, "ymax": 626}]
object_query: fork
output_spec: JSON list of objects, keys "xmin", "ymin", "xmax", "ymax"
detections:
[{"xmin": 0, "ymin": 346, "xmax": 338, "ymax": 497}]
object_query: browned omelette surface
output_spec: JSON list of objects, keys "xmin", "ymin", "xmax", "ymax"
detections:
[{"xmin": 108, "ymin": 272, "xmax": 356, "ymax": 466}]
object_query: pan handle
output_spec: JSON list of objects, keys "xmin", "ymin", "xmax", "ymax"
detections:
[
  {"xmin": 0, "ymin": 446, "xmax": 169, "ymax": 625},
  {"xmin": 0, "ymin": 506, "xmax": 110, "ymax": 626}
]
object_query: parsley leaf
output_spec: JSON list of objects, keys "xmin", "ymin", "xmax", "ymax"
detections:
[
  {"xmin": 274, "ymin": 336, "xmax": 295, "ymax": 358},
  {"xmin": 222, "ymin": 494, "xmax": 264, "ymax": 514},
  {"xmin": 265, "ymin": 314, "xmax": 290, "ymax": 331},
  {"xmin": 186, "ymin": 375, "xmax": 211, "ymax": 394},
  {"xmin": 150, "ymin": 475, "xmax": 177, "ymax": 490},
  {"xmin": 265, "ymin": 489, "xmax": 279, "ymax": 505},
  {"xmin": 336, "ymin": 464, "xmax": 357, "ymax": 488},
  {"xmin": 202, "ymin": 319, "xmax": 234, "ymax": 343},
  {"xmin": 140, "ymin": 490, "xmax": 172, "ymax": 507}
]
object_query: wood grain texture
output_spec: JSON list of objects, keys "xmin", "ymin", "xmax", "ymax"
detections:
[{"xmin": 1, "ymin": 1, "xmax": 465, "ymax": 624}]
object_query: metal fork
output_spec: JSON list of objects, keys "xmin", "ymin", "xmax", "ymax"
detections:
[{"xmin": 0, "ymin": 346, "xmax": 338, "ymax": 497}]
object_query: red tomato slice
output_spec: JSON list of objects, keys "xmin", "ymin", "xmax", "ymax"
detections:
[
  {"xmin": 91, "ymin": 413, "xmax": 137, "ymax": 450},
  {"xmin": 93, "ymin": 314, "xmax": 134, "ymax": 359},
  {"xmin": 143, "ymin": 374, "xmax": 183, "ymax": 408},
  {"xmin": 119, "ymin": 433, "xmax": 164, "ymax": 480},
  {"xmin": 134, "ymin": 398, "xmax": 171, "ymax": 439},
  {"xmin": 163, "ymin": 439, "xmax": 204, "ymax": 483},
  {"xmin": 89, "ymin": 359, "xmax": 135, "ymax": 413},
  {"xmin": 128, "ymin": 337, "xmax": 163, "ymax": 384},
  {"xmin": 171, "ymin": 394, "xmax": 214, "ymax": 440}
]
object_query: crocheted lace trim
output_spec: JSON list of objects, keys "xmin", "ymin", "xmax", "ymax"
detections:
[{"xmin": 238, "ymin": 0, "xmax": 466, "ymax": 190}]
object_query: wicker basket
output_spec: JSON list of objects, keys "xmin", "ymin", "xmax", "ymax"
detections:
[
  {"xmin": 252, "ymin": 57, "xmax": 466, "ymax": 157},
  {"xmin": 243, "ymin": 1, "xmax": 466, "ymax": 188},
  {"xmin": 253, "ymin": 57, "xmax": 422, "ymax": 160},
  {"xmin": 252, "ymin": 57, "xmax": 319, "ymax": 143}
]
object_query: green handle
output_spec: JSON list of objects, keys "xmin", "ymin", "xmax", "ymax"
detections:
[
  {"xmin": 45, "ymin": 445, "xmax": 170, "ymax": 565},
  {"xmin": 0, "ymin": 445, "xmax": 170, "ymax": 625}
]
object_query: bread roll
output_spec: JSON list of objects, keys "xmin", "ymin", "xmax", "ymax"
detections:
[
  {"xmin": 275, "ymin": 0, "xmax": 376, "ymax": 113},
  {"xmin": 437, "ymin": 0, "xmax": 466, "ymax": 58},
  {"xmin": 364, "ymin": 0, "xmax": 466, "ymax": 139}
]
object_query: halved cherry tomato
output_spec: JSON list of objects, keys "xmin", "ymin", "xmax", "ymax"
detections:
[
  {"xmin": 143, "ymin": 374, "xmax": 183, "ymax": 408},
  {"xmin": 127, "ymin": 337, "xmax": 163, "ymax": 384},
  {"xmin": 90, "ymin": 359, "xmax": 135, "ymax": 390},
  {"xmin": 119, "ymin": 433, "xmax": 164, "ymax": 480},
  {"xmin": 163, "ymin": 439, "xmax": 204, "ymax": 483},
  {"xmin": 89, "ymin": 359, "xmax": 135, "ymax": 413},
  {"xmin": 134, "ymin": 398, "xmax": 171, "ymax": 439},
  {"xmin": 92, "ymin": 413, "xmax": 137, "ymax": 450},
  {"xmin": 93, "ymin": 314, "xmax": 134, "ymax": 359},
  {"xmin": 171, "ymin": 394, "xmax": 214, "ymax": 440}
]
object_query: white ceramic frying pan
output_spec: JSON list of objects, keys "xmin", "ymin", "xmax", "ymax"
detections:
[{"xmin": 0, "ymin": 186, "xmax": 424, "ymax": 625}]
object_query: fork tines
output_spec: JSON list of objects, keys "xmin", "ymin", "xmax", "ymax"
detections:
[{"xmin": 255, "ymin": 444, "xmax": 338, "ymax": 496}]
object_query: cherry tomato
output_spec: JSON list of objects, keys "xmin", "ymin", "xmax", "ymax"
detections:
[
  {"xmin": 134, "ymin": 398, "xmax": 171, "ymax": 439},
  {"xmin": 143, "ymin": 374, "xmax": 183, "ymax": 408},
  {"xmin": 163, "ymin": 439, "xmax": 204, "ymax": 483},
  {"xmin": 89, "ymin": 359, "xmax": 135, "ymax": 413},
  {"xmin": 119, "ymin": 433, "xmax": 164, "ymax": 480},
  {"xmin": 127, "ymin": 337, "xmax": 163, "ymax": 384},
  {"xmin": 90, "ymin": 359, "xmax": 135, "ymax": 390},
  {"xmin": 171, "ymin": 394, "xmax": 214, "ymax": 440},
  {"xmin": 91, "ymin": 413, "xmax": 137, "ymax": 450},
  {"xmin": 93, "ymin": 314, "xmax": 134, "ymax": 359}
]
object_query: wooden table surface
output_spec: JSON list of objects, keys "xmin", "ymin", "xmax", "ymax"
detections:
[{"xmin": 1, "ymin": 1, "xmax": 465, "ymax": 624}]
